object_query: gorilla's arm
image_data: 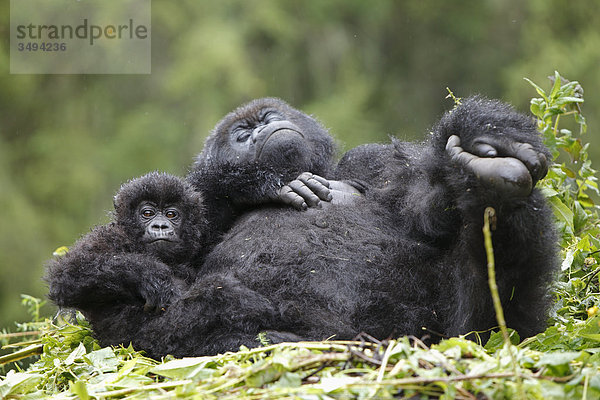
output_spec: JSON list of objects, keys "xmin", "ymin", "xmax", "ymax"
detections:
[
  {"xmin": 335, "ymin": 143, "xmax": 399, "ymax": 189},
  {"xmin": 45, "ymin": 224, "xmax": 179, "ymax": 314},
  {"xmin": 425, "ymin": 96, "xmax": 549, "ymax": 220},
  {"xmin": 396, "ymin": 96, "xmax": 557, "ymax": 337},
  {"xmin": 87, "ymin": 273, "xmax": 285, "ymax": 359}
]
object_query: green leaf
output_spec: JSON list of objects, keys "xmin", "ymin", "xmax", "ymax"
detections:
[
  {"xmin": 537, "ymin": 351, "xmax": 583, "ymax": 367},
  {"xmin": 65, "ymin": 342, "xmax": 87, "ymax": 366},
  {"xmin": 0, "ymin": 371, "xmax": 43, "ymax": 397},
  {"xmin": 547, "ymin": 196, "xmax": 574, "ymax": 232},
  {"xmin": 150, "ymin": 357, "xmax": 218, "ymax": 380},
  {"xmin": 529, "ymin": 98, "xmax": 545, "ymax": 118},
  {"xmin": 70, "ymin": 380, "xmax": 90, "ymax": 400},
  {"xmin": 84, "ymin": 347, "xmax": 119, "ymax": 372},
  {"xmin": 246, "ymin": 362, "xmax": 285, "ymax": 387},
  {"xmin": 540, "ymin": 186, "xmax": 559, "ymax": 198},
  {"xmin": 271, "ymin": 372, "xmax": 302, "ymax": 388},
  {"xmin": 579, "ymin": 197, "xmax": 595, "ymax": 208},
  {"xmin": 484, "ymin": 330, "xmax": 520, "ymax": 352},
  {"xmin": 579, "ymin": 333, "xmax": 600, "ymax": 342},
  {"xmin": 52, "ymin": 246, "xmax": 69, "ymax": 257},
  {"xmin": 524, "ymin": 77, "xmax": 548, "ymax": 101},
  {"xmin": 555, "ymin": 96, "xmax": 584, "ymax": 105},
  {"xmin": 550, "ymin": 70, "xmax": 562, "ymax": 100},
  {"xmin": 561, "ymin": 248, "xmax": 575, "ymax": 272}
]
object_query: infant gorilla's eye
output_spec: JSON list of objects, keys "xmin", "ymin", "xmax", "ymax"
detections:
[
  {"xmin": 141, "ymin": 209, "xmax": 155, "ymax": 218},
  {"xmin": 165, "ymin": 210, "xmax": 178, "ymax": 219}
]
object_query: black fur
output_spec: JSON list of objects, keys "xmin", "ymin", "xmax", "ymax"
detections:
[
  {"xmin": 45, "ymin": 172, "xmax": 207, "ymax": 332},
  {"xmin": 46, "ymin": 97, "xmax": 558, "ymax": 359},
  {"xmin": 77, "ymin": 97, "xmax": 557, "ymax": 359},
  {"xmin": 187, "ymin": 97, "xmax": 337, "ymax": 237}
]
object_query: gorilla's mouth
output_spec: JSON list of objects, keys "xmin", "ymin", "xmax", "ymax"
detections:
[
  {"xmin": 255, "ymin": 121, "xmax": 305, "ymax": 161},
  {"xmin": 147, "ymin": 233, "xmax": 176, "ymax": 244},
  {"xmin": 150, "ymin": 238, "xmax": 173, "ymax": 243}
]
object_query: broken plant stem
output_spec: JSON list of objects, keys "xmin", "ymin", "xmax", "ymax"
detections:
[{"xmin": 483, "ymin": 206, "xmax": 524, "ymax": 399}]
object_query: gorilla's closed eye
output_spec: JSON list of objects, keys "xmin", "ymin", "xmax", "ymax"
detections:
[
  {"xmin": 262, "ymin": 110, "xmax": 281, "ymax": 123},
  {"xmin": 231, "ymin": 123, "xmax": 251, "ymax": 142},
  {"xmin": 236, "ymin": 130, "xmax": 251, "ymax": 142}
]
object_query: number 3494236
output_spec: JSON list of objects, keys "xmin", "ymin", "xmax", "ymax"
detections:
[{"xmin": 17, "ymin": 42, "xmax": 67, "ymax": 52}]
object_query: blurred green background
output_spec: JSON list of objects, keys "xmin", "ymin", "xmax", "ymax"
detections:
[{"xmin": 1, "ymin": 0, "xmax": 599, "ymax": 328}]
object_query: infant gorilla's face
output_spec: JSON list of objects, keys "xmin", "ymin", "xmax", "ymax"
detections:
[{"xmin": 137, "ymin": 201, "xmax": 184, "ymax": 252}]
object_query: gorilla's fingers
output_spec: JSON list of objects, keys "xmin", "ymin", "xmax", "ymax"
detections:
[
  {"xmin": 304, "ymin": 173, "xmax": 331, "ymax": 188},
  {"xmin": 445, "ymin": 135, "xmax": 461, "ymax": 154},
  {"xmin": 472, "ymin": 142, "xmax": 497, "ymax": 157},
  {"xmin": 278, "ymin": 185, "xmax": 308, "ymax": 210},
  {"xmin": 297, "ymin": 172, "xmax": 332, "ymax": 202},
  {"xmin": 508, "ymin": 142, "xmax": 549, "ymax": 183},
  {"xmin": 535, "ymin": 152, "xmax": 549, "ymax": 183},
  {"xmin": 288, "ymin": 180, "xmax": 322, "ymax": 208},
  {"xmin": 460, "ymin": 135, "xmax": 549, "ymax": 185},
  {"xmin": 468, "ymin": 157, "xmax": 533, "ymax": 197},
  {"xmin": 446, "ymin": 135, "xmax": 533, "ymax": 197},
  {"xmin": 446, "ymin": 135, "xmax": 479, "ymax": 166}
]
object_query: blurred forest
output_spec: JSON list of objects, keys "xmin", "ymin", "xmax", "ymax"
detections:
[{"xmin": 0, "ymin": 0, "xmax": 599, "ymax": 328}]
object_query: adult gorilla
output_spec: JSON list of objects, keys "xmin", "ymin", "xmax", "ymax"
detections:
[
  {"xmin": 187, "ymin": 98, "xmax": 362, "ymax": 242},
  {"xmin": 95, "ymin": 97, "xmax": 557, "ymax": 359}
]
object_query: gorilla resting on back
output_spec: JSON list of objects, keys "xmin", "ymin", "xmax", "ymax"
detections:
[
  {"xmin": 57, "ymin": 96, "xmax": 557, "ymax": 359},
  {"xmin": 187, "ymin": 97, "xmax": 362, "ymax": 242},
  {"xmin": 45, "ymin": 172, "xmax": 208, "ymax": 340}
]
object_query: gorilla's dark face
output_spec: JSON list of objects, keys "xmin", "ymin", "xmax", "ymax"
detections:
[
  {"xmin": 197, "ymin": 98, "xmax": 335, "ymax": 178},
  {"xmin": 137, "ymin": 201, "xmax": 183, "ymax": 251},
  {"xmin": 227, "ymin": 107, "xmax": 308, "ymax": 166},
  {"xmin": 114, "ymin": 172, "xmax": 206, "ymax": 263}
]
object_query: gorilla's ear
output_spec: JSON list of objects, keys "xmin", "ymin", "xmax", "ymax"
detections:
[
  {"xmin": 113, "ymin": 194, "xmax": 120, "ymax": 212},
  {"xmin": 112, "ymin": 188, "xmax": 130, "ymax": 218}
]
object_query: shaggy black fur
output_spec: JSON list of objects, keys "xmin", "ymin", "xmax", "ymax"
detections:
[
  {"xmin": 45, "ymin": 172, "xmax": 207, "ymax": 334},
  {"xmin": 186, "ymin": 97, "xmax": 340, "ymax": 239},
  {"xmin": 74, "ymin": 97, "xmax": 557, "ymax": 359},
  {"xmin": 337, "ymin": 97, "xmax": 557, "ymax": 339}
]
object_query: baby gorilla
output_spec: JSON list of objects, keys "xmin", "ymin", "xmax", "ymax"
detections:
[{"xmin": 45, "ymin": 172, "xmax": 207, "ymax": 339}]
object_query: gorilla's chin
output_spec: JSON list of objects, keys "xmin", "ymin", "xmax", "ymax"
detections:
[{"xmin": 147, "ymin": 239, "xmax": 178, "ymax": 254}]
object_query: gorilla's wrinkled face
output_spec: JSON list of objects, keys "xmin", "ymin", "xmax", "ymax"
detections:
[
  {"xmin": 223, "ymin": 105, "xmax": 311, "ymax": 171},
  {"xmin": 200, "ymin": 98, "xmax": 335, "ymax": 177},
  {"xmin": 230, "ymin": 107, "xmax": 304, "ymax": 160},
  {"xmin": 113, "ymin": 172, "xmax": 206, "ymax": 263},
  {"xmin": 137, "ymin": 201, "xmax": 183, "ymax": 251}
]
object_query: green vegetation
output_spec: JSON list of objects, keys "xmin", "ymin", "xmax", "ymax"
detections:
[{"xmin": 1, "ymin": 73, "xmax": 599, "ymax": 399}]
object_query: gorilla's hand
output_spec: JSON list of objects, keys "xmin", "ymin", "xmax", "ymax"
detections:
[
  {"xmin": 277, "ymin": 172, "xmax": 333, "ymax": 210},
  {"xmin": 139, "ymin": 269, "xmax": 179, "ymax": 314},
  {"xmin": 446, "ymin": 135, "xmax": 548, "ymax": 197},
  {"xmin": 328, "ymin": 180, "xmax": 364, "ymax": 206}
]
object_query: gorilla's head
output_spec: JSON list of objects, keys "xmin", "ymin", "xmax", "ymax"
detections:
[
  {"xmin": 113, "ymin": 172, "xmax": 207, "ymax": 263},
  {"xmin": 195, "ymin": 98, "xmax": 336, "ymax": 179}
]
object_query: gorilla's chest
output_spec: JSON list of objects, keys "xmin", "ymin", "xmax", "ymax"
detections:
[{"xmin": 205, "ymin": 204, "xmax": 398, "ymax": 285}]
